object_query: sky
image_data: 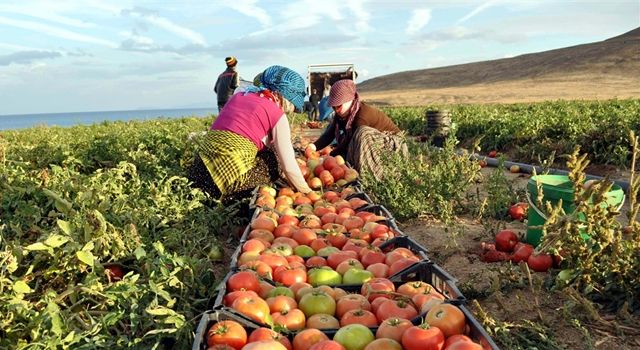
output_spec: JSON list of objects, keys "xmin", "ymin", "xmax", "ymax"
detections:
[{"xmin": 0, "ymin": 0, "xmax": 638, "ymax": 115}]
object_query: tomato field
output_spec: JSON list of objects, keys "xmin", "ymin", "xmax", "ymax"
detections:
[{"xmin": 1, "ymin": 98, "xmax": 638, "ymax": 349}]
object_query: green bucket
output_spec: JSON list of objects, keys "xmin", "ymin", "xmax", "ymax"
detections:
[{"xmin": 526, "ymin": 175, "xmax": 625, "ymax": 247}]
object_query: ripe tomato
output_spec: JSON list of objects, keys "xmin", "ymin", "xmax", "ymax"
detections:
[
  {"xmin": 292, "ymin": 328, "xmax": 330, "ymax": 350},
  {"xmin": 361, "ymin": 278, "xmax": 395, "ymax": 302},
  {"xmin": 425, "ymin": 303, "xmax": 466, "ymax": 338},
  {"xmin": 227, "ymin": 271, "xmax": 261, "ymax": 293},
  {"xmin": 363, "ymin": 338, "xmax": 402, "ymax": 350},
  {"xmin": 375, "ymin": 299, "xmax": 418, "ymax": 323},
  {"xmin": 248, "ymin": 328, "xmax": 292, "ymax": 350},
  {"xmin": 207, "ymin": 320, "xmax": 247, "ymax": 349},
  {"xmin": 508, "ymin": 203, "xmax": 528, "ymax": 221},
  {"xmin": 336, "ymin": 294, "xmax": 371, "ymax": 318},
  {"xmin": 397, "ymin": 281, "xmax": 435, "ymax": 298},
  {"xmin": 309, "ymin": 340, "xmax": 346, "ymax": 350},
  {"xmin": 298, "ymin": 290, "xmax": 336, "ymax": 318},
  {"xmin": 242, "ymin": 340, "xmax": 288, "ymax": 350},
  {"xmin": 401, "ymin": 324, "xmax": 445, "ymax": 350},
  {"xmin": 366, "ymin": 263, "xmax": 390, "ymax": 278},
  {"xmin": 375, "ymin": 317, "xmax": 413, "ymax": 343},
  {"xmin": 105, "ymin": 264, "xmax": 124, "ymax": 281},
  {"xmin": 224, "ymin": 290, "xmax": 259, "ymax": 307},
  {"xmin": 511, "ymin": 243, "xmax": 534, "ymax": 263},
  {"xmin": 272, "ymin": 308, "xmax": 306, "ymax": 330},
  {"xmin": 306, "ymin": 313, "xmax": 340, "ymax": 329},
  {"xmin": 339, "ymin": 309, "xmax": 378, "ymax": 327},
  {"xmin": 445, "ymin": 340, "xmax": 483, "ymax": 350},
  {"xmin": 527, "ymin": 253, "xmax": 553, "ymax": 272},
  {"xmin": 494, "ymin": 230, "xmax": 518, "ymax": 252},
  {"xmin": 266, "ymin": 295, "xmax": 298, "ymax": 314},
  {"xmin": 231, "ymin": 295, "xmax": 270, "ymax": 324}
]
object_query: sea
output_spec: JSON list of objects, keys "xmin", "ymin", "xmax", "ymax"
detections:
[{"xmin": 0, "ymin": 107, "xmax": 219, "ymax": 131}]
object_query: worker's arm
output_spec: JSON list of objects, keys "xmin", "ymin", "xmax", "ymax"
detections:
[
  {"xmin": 313, "ymin": 119, "xmax": 337, "ymax": 151},
  {"xmin": 271, "ymin": 115, "xmax": 312, "ymax": 194}
]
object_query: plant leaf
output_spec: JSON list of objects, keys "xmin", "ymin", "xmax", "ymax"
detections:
[
  {"xmin": 45, "ymin": 234, "xmax": 69, "ymax": 248},
  {"xmin": 57, "ymin": 220, "xmax": 73, "ymax": 235},
  {"xmin": 76, "ymin": 251, "xmax": 94, "ymax": 266},
  {"xmin": 25, "ymin": 242, "xmax": 49, "ymax": 251},
  {"xmin": 13, "ymin": 280, "xmax": 32, "ymax": 294}
]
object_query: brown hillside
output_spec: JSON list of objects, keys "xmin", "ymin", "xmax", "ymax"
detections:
[{"xmin": 359, "ymin": 27, "xmax": 640, "ymax": 105}]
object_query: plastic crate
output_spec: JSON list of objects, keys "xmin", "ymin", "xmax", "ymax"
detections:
[
  {"xmin": 442, "ymin": 304, "xmax": 500, "ymax": 350},
  {"xmin": 344, "ymin": 191, "xmax": 374, "ymax": 206},
  {"xmin": 388, "ymin": 262, "xmax": 464, "ymax": 301},
  {"xmin": 192, "ymin": 309, "xmax": 264, "ymax": 350}
]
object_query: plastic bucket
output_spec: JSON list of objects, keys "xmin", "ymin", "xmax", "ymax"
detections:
[{"xmin": 526, "ymin": 175, "xmax": 625, "ymax": 246}]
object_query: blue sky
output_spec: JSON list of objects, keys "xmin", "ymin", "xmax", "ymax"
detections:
[{"xmin": 0, "ymin": 0, "xmax": 638, "ymax": 115}]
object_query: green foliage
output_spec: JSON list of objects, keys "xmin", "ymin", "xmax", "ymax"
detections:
[
  {"xmin": 537, "ymin": 132, "xmax": 640, "ymax": 312},
  {"xmin": 360, "ymin": 136, "xmax": 480, "ymax": 223},
  {"xmin": 0, "ymin": 117, "xmax": 242, "ymax": 349},
  {"xmin": 480, "ymin": 159, "xmax": 521, "ymax": 219},
  {"xmin": 381, "ymin": 99, "xmax": 640, "ymax": 167}
]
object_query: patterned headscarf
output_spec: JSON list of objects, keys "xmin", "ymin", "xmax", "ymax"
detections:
[
  {"xmin": 329, "ymin": 79, "xmax": 361, "ymax": 143},
  {"xmin": 244, "ymin": 65, "xmax": 306, "ymax": 111}
]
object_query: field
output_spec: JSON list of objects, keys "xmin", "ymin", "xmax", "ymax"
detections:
[{"xmin": 1, "ymin": 99, "xmax": 638, "ymax": 349}]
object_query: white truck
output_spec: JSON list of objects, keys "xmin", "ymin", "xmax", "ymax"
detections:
[{"xmin": 306, "ymin": 63, "xmax": 357, "ymax": 97}]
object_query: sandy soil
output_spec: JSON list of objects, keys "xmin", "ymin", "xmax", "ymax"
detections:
[{"xmin": 399, "ymin": 168, "xmax": 638, "ymax": 349}]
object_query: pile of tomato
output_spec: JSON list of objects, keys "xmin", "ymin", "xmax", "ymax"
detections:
[{"xmin": 197, "ymin": 148, "xmax": 498, "ymax": 350}]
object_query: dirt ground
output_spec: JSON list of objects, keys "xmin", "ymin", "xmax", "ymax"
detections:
[{"xmin": 399, "ymin": 168, "xmax": 639, "ymax": 349}]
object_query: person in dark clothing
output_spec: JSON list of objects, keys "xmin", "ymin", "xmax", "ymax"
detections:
[
  {"xmin": 308, "ymin": 88, "xmax": 321, "ymax": 121},
  {"xmin": 312, "ymin": 79, "xmax": 407, "ymax": 180},
  {"xmin": 214, "ymin": 56, "xmax": 239, "ymax": 111}
]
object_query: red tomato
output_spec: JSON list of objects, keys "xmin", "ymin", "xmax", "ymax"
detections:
[
  {"xmin": 375, "ymin": 317, "xmax": 413, "ymax": 343},
  {"xmin": 306, "ymin": 313, "xmax": 340, "ymax": 329},
  {"xmin": 227, "ymin": 271, "xmax": 261, "ymax": 293},
  {"xmin": 445, "ymin": 340, "xmax": 483, "ymax": 350},
  {"xmin": 340, "ymin": 309, "xmax": 378, "ymax": 327},
  {"xmin": 527, "ymin": 253, "xmax": 553, "ymax": 272},
  {"xmin": 309, "ymin": 340, "xmax": 346, "ymax": 350},
  {"xmin": 508, "ymin": 203, "xmax": 528, "ymax": 221},
  {"xmin": 511, "ymin": 243, "xmax": 534, "ymax": 263},
  {"xmin": 361, "ymin": 278, "xmax": 395, "ymax": 302},
  {"xmin": 207, "ymin": 320, "xmax": 247, "ymax": 350},
  {"xmin": 248, "ymin": 328, "xmax": 292, "ymax": 350},
  {"xmin": 494, "ymin": 230, "xmax": 519, "ymax": 252},
  {"xmin": 293, "ymin": 329, "xmax": 330, "ymax": 350},
  {"xmin": 401, "ymin": 324, "xmax": 445, "ymax": 350},
  {"xmin": 425, "ymin": 304, "xmax": 466, "ymax": 338},
  {"xmin": 375, "ymin": 299, "xmax": 418, "ymax": 323},
  {"xmin": 336, "ymin": 294, "xmax": 371, "ymax": 318},
  {"xmin": 266, "ymin": 295, "xmax": 298, "ymax": 314},
  {"xmin": 272, "ymin": 308, "xmax": 306, "ymax": 330},
  {"xmin": 231, "ymin": 295, "xmax": 270, "ymax": 324}
]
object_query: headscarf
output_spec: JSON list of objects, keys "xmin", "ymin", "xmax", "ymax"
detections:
[
  {"xmin": 329, "ymin": 79, "xmax": 361, "ymax": 144},
  {"xmin": 243, "ymin": 65, "xmax": 306, "ymax": 111}
]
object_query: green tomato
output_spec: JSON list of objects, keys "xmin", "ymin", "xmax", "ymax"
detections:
[
  {"xmin": 294, "ymin": 245, "xmax": 316, "ymax": 258},
  {"xmin": 267, "ymin": 286, "xmax": 295, "ymax": 299},
  {"xmin": 307, "ymin": 267, "xmax": 342, "ymax": 286},
  {"xmin": 333, "ymin": 324, "xmax": 375, "ymax": 350},
  {"xmin": 342, "ymin": 268, "xmax": 374, "ymax": 285},
  {"xmin": 298, "ymin": 290, "xmax": 336, "ymax": 317},
  {"xmin": 316, "ymin": 246, "xmax": 340, "ymax": 258}
]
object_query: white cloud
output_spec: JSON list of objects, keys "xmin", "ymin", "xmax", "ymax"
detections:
[
  {"xmin": 226, "ymin": 0, "xmax": 272, "ymax": 27},
  {"xmin": 125, "ymin": 9, "xmax": 207, "ymax": 46},
  {"xmin": 0, "ymin": 15, "xmax": 118, "ymax": 47},
  {"xmin": 0, "ymin": 4, "xmax": 95, "ymax": 28},
  {"xmin": 406, "ymin": 9, "xmax": 431, "ymax": 35},
  {"xmin": 457, "ymin": 0, "xmax": 498, "ymax": 24},
  {"xmin": 346, "ymin": 0, "xmax": 372, "ymax": 33},
  {"xmin": 119, "ymin": 30, "xmax": 155, "ymax": 50}
]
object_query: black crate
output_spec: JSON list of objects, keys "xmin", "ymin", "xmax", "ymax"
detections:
[
  {"xmin": 454, "ymin": 305, "xmax": 500, "ymax": 350},
  {"xmin": 192, "ymin": 309, "xmax": 265, "ymax": 350}
]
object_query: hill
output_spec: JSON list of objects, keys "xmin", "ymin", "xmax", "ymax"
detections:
[{"xmin": 358, "ymin": 27, "xmax": 640, "ymax": 105}]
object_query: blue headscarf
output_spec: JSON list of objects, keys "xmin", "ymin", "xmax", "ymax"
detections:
[{"xmin": 245, "ymin": 65, "xmax": 306, "ymax": 111}]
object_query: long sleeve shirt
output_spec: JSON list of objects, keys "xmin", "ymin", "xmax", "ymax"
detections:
[{"xmin": 313, "ymin": 102, "xmax": 400, "ymax": 156}]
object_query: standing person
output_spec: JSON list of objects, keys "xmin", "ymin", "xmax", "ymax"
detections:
[
  {"xmin": 309, "ymin": 88, "xmax": 321, "ymax": 121},
  {"xmin": 311, "ymin": 79, "xmax": 407, "ymax": 180},
  {"xmin": 188, "ymin": 65, "xmax": 312, "ymax": 204},
  {"xmin": 214, "ymin": 56, "xmax": 239, "ymax": 111}
]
